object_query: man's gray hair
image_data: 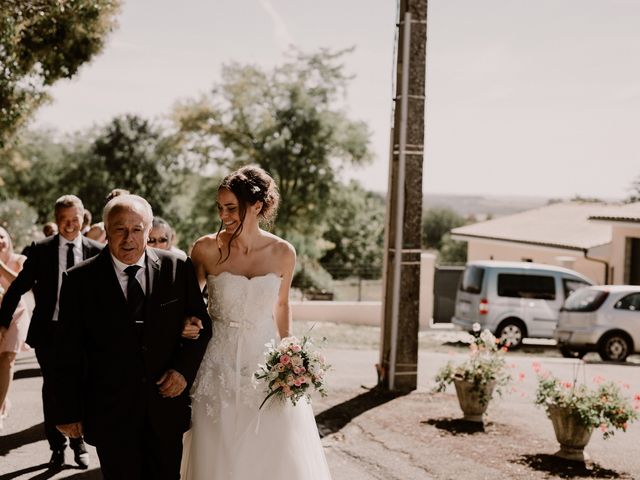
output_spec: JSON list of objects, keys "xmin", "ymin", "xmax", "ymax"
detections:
[
  {"xmin": 54, "ymin": 195, "xmax": 84, "ymax": 214},
  {"xmin": 103, "ymin": 194, "xmax": 153, "ymax": 228}
]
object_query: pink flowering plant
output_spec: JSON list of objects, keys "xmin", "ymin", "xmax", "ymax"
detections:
[
  {"xmin": 535, "ymin": 372, "xmax": 638, "ymax": 439},
  {"xmin": 433, "ymin": 325, "xmax": 511, "ymax": 405},
  {"xmin": 254, "ymin": 335, "xmax": 330, "ymax": 409}
]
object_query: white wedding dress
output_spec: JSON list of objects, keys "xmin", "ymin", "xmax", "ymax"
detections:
[{"xmin": 181, "ymin": 272, "xmax": 332, "ymax": 479}]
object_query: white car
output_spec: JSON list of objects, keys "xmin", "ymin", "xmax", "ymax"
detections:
[{"xmin": 555, "ymin": 285, "xmax": 640, "ymax": 361}]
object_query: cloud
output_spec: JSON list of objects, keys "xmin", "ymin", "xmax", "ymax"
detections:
[{"xmin": 257, "ymin": 0, "xmax": 295, "ymax": 50}]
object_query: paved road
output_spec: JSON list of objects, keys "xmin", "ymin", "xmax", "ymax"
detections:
[{"xmin": 2, "ymin": 343, "xmax": 640, "ymax": 479}]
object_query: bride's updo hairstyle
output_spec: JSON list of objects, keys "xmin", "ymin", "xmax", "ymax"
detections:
[{"xmin": 216, "ymin": 165, "xmax": 279, "ymax": 263}]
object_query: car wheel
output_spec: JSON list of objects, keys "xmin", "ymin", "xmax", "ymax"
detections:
[
  {"xmin": 498, "ymin": 321, "xmax": 525, "ymax": 349},
  {"xmin": 559, "ymin": 346, "xmax": 586, "ymax": 359},
  {"xmin": 598, "ymin": 333, "xmax": 631, "ymax": 362}
]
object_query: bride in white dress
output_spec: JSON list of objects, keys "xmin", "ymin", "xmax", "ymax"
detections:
[{"xmin": 180, "ymin": 165, "xmax": 332, "ymax": 480}]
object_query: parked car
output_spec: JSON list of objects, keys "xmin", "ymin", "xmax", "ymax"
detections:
[
  {"xmin": 452, "ymin": 260, "xmax": 594, "ymax": 348},
  {"xmin": 555, "ymin": 285, "xmax": 640, "ymax": 361}
]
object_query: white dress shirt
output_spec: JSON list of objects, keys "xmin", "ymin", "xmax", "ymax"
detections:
[
  {"xmin": 110, "ymin": 253, "xmax": 147, "ymax": 300},
  {"xmin": 53, "ymin": 234, "xmax": 83, "ymax": 321}
]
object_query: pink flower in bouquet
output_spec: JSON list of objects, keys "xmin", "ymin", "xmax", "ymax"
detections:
[
  {"xmin": 291, "ymin": 344, "xmax": 302, "ymax": 353},
  {"xmin": 280, "ymin": 354, "xmax": 291, "ymax": 365},
  {"xmin": 293, "ymin": 367, "xmax": 302, "ymax": 374}
]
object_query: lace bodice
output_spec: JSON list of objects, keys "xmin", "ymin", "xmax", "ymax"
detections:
[{"xmin": 191, "ymin": 272, "xmax": 282, "ymax": 417}]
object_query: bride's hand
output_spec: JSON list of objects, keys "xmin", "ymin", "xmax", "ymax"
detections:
[{"xmin": 182, "ymin": 316, "xmax": 203, "ymax": 339}]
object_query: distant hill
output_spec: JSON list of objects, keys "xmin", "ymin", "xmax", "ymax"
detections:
[{"xmin": 422, "ymin": 194, "xmax": 552, "ymax": 219}]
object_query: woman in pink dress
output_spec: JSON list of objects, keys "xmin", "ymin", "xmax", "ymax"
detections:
[{"xmin": 0, "ymin": 226, "xmax": 29, "ymax": 428}]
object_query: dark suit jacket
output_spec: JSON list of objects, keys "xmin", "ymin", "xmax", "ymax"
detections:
[
  {"xmin": 53, "ymin": 247, "xmax": 212, "ymax": 446},
  {"xmin": 0, "ymin": 234, "xmax": 104, "ymax": 348}
]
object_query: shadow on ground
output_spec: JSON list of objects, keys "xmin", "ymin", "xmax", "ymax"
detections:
[
  {"xmin": 421, "ymin": 417, "xmax": 489, "ymax": 435},
  {"xmin": 515, "ymin": 454, "xmax": 632, "ymax": 479},
  {"xmin": 0, "ymin": 422, "xmax": 45, "ymax": 455},
  {"xmin": 0, "ymin": 466, "xmax": 101, "ymax": 480},
  {"xmin": 315, "ymin": 387, "xmax": 408, "ymax": 438}
]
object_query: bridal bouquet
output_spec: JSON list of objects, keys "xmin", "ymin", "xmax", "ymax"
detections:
[{"xmin": 254, "ymin": 335, "xmax": 330, "ymax": 409}]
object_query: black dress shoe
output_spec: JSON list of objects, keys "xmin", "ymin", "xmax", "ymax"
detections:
[
  {"xmin": 49, "ymin": 449, "xmax": 65, "ymax": 469},
  {"xmin": 71, "ymin": 440, "xmax": 90, "ymax": 469}
]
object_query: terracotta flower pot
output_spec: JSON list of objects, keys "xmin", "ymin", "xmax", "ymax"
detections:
[
  {"xmin": 453, "ymin": 379, "xmax": 496, "ymax": 423},
  {"xmin": 548, "ymin": 405, "xmax": 594, "ymax": 462}
]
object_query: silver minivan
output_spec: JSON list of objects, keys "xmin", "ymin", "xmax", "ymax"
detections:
[{"xmin": 452, "ymin": 260, "xmax": 594, "ymax": 348}]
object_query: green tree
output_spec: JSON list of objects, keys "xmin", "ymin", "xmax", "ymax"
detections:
[
  {"xmin": 166, "ymin": 172, "xmax": 223, "ymax": 250},
  {"xmin": 0, "ymin": 0, "xmax": 120, "ymax": 149},
  {"xmin": 422, "ymin": 207, "xmax": 466, "ymax": 251},
  {"xmin": 60, "ymin": 115, "xmax": 182, "ymax": 218},
  {"xmin": 172, "ymin": 48, "xmax": 372, "ymax": 237},
  {"xmin": 0, "ymin": 129, "xmax": 82, "ymax": 222},
  {"xmin": 320, "ymin": 181, "xmax": 385, "ymax": 279},
  {"xmin": 627, "ymin": 175, "xmax": 640, "ymax": 203},
  {"xmin": 0, "ymin": 199, "xmax": 41, "ymax": 251},
  {"xmin": 438, "ymin": 234, "xmax": 467, "ymax": 265}
]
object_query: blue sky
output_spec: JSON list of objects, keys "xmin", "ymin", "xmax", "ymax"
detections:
[{"xmin": 33, "ymin": 0, "xmax": 640, "ymax": 199}]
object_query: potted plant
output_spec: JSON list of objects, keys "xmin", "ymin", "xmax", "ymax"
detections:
[
  {"xmin": 434, "ymin": 324, "xmax": 511, "ymax": 422},
  {"xmin": 535, "ymin": 373, "xmax": 638, "ymax": 462}
]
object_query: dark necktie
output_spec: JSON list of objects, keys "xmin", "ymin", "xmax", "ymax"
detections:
[
  {"xmin": 66, "ymin": 243, "xmax": 75, "ymax": 270},
  {"xmin": 124, "ymin": 265, "xmax": 145, "ymax": 325}
]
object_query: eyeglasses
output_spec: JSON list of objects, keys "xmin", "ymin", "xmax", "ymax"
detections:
[{"xmin": 148, "ymin": 237, "xmax": 169, "ymax": 245}]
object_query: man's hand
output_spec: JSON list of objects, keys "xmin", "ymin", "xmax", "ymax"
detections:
[
  {"xmin": 0, "ymin": 326, "xmax": 7, "ymax": 344},
  {"xmin": 182, "ymin": 316, "xmax": 203, "ymax": 339},
  {"xmin": 156, "ymin": 369, "xmax": 187, "ymax": 398},
  {"xmin": 57, "ymin": 422, "xmax": 83, "ymax": 438}
]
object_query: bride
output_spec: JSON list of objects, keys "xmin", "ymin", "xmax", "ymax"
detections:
[{"xmin": 180, "ymin": 165, "xmax": 332, "ymax": 479}]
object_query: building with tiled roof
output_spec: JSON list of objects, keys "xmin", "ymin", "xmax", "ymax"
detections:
[{"xmin": 451, "ymin": 202, "xmax": 640, "ymax": 285}]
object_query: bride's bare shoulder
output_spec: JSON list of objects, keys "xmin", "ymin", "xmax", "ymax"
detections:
[
  {"xmin": 262, "ymin": 231, "xmax": 295, "ymax": 261},
  {"xmin": 191, "ymin": 233, "xmax": 222, "ymax": 263}
]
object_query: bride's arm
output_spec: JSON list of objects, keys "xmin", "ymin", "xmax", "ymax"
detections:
[
  {"xmin": 189, "ymin": 237, "xmax": 213, "ymax": 291},
  {"xmin": 274, "ymin": 242, "xmax": 296, "ymax": 339},
  {"xmin": 181, "ymin": 236, "xmax": 217, "ymax": 339}
]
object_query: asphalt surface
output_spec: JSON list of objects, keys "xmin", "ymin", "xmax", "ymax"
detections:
[{"xmin": 2, "ymin": 331, "xmax": 640, "ymax": 479}]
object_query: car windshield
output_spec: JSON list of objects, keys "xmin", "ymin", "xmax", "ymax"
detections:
[
  {"xmin": 563, "ymin": 288, "xmax": 608, "ymax": 312},
  {"xmin": 460, "ymin": 266, "xmax": 484, "ymax": 294}
]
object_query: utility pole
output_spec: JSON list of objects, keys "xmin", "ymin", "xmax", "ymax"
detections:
[{"xmin": 379, "ymin": 0, "xmax": 427, "ymax": 392}]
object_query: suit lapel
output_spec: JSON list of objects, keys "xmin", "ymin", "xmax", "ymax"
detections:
[
  {"xmin": 145, "ymin": 248, "xmax": 162, "ymax": 326},
  {"xmin": 48, "ymin": 234, "xmax": 60, "ymax": 285},
  {"xmin": 81, "ymin": 236, "xmax": 93, "ymax": 259}
]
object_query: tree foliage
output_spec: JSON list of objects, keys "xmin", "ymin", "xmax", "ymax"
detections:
[
  {"xmin": 0, "ymin": 0, "xmax": 120, "ymax": 149},
  {"xmin": 1, "ymin": 116, "xmax": 183, "ymax": 227},
  {"xmin": 61, "ymin": 115, "xmax": 182, "ymax": 217},
  {"xmin": 0, "ymin": 199, "xmax": 41, "ymax": 251},
  {"xmin": 628, "ymin": 175, "xmax": 640, "ymax": 203},
  {"xmin": 438, "ymin": 234, "xmax": 467, "ymax": 265},
  {"xmin": 0, "ymin": 129, "xmax": 68, "ymax": 220},
  {"xmin": 422, "ymin": 207, "xmax": 467, "ymax": 251},
  {"xmin": 320, "ymin": 181, "xmax": 385, "ymax": 279},
  {"xmin": 172, "ymin": 48, "xmax": 372, "ymax": 237}
]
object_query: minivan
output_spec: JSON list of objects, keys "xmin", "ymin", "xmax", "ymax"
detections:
[{"xmin": 452, "ymin": 260, "xmax": 594, "ymax": 348}]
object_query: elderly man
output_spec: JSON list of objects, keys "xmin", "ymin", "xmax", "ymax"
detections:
[
  {"xmin": 0, "ymin": 195, "xmax": 103, "ymax": 469},
  {"xmin": 53, "ymin": 194, "xmax": 211, "ymax": 480}
]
